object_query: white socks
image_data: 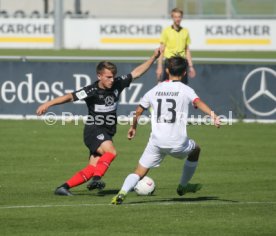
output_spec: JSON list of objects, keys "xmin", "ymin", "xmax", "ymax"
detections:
[
  {"xmin": 121, "ymin": 173, "xmax": 140, "ymax": 193},
  {"xmin": 180, "ymin": 160, "xmax": 198, "ymax": 186},
  {"xmin": 120, "ymin": 160, "xmax": 198, "ymax": 193}
]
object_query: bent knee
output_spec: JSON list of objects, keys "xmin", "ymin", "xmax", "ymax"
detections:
[
  {"xmin": 104, "ymin": 149, "xmax": 117, "ymax": 158},
  {"xmin": 195, "ymin": 144, "xmax": 201, "ymax": 154},
  {"xmin": 109, "ymin": 149, "xmax": 117, "ymax": 157},
  {"xmin": 187, "ymin": 144, "xmax": 201, "ymax": 161},
  {"xmin": 134, "ymin": 164, "xmax": 149, "ymax": 178}
]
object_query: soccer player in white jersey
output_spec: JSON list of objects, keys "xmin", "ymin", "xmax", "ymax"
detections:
[{"xmin": 111, "ymin": 56, "xmax": 220, "ymax": 205}]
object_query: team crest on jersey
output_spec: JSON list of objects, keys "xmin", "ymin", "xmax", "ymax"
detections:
[
  {"xmin": 75, "ymin": 90, "xmax": 88, "ymax": 100},
  {"xmin": 114, "ymin": 89, "xmax": 119, "ymax": 97},
  {"xmin": 105, "ymin": 96, "xmax": 114, "ymax": 106},
  {"xmin": 97, "ymin": 134, "xmax": 104, "ymax": 140},
  {"xmin": 121, "ymin": 75, "xmax": 128, "ymax": 80}
]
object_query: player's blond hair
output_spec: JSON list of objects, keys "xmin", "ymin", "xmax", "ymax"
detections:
[
  {"xmin": 96, "ymin": 61, "xmax": 117, "ymax": 75},
  {"xmin": 171, "ymin": 8, "xmax": 183, "ymax": 17}
]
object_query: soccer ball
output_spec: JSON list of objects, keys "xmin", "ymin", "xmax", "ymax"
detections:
[{"xmin": 134, "ymin": 176, "xmax": 155, "ymax": 196}]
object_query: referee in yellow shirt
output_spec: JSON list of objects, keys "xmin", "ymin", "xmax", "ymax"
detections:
[{"xmin": 156, "ymin": 8, "xmax": 196, "ymax": 84}]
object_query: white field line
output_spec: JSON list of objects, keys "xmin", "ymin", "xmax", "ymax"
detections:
[
  {"xmin": 1, "ymin": 201, "xmax": 276, "ymax": 209},
  {"xmin": 1, "ymin": 56, "xmax": 276, "ymax": 63},
  {"xmin": 0, "ymin": 115, "xmax": 276, "ymax": 123}
]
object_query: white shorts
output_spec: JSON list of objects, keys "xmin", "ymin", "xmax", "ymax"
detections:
[{"xmin": 139, "ymin": 139, "xmax": 196, "ymax": 169}]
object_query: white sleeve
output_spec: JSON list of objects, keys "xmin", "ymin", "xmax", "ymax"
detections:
[
  {"xmin": 139, "ymin": 90, "xmax": 151, "ymax": 109},
  {"xmin": 187, "ymin": 87, "xmax": 199, "ymax": 104}
]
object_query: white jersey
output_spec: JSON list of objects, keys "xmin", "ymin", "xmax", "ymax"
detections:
[{"xmin": 139, "ymin": 80, "xmax": 199, "ymax": 148}]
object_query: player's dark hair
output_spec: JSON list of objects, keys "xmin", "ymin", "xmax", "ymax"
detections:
[
  {"xmin": 171, "ymin": 8, "xmax": 183, "ymax": 16},
  {"xmin": 96, "ymin": 61, "xmax": 117, "ymax": 75},
  {"xmin": 167, "ymin": 57, "xmax": 187, "ymax": 77}
]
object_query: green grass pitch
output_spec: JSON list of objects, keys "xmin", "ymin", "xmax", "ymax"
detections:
[
  {"xmin": 0, "ymin": 120, "xmax": 275, "ymax": 235},
  {"xmin": 0, "ymin": 49, "xmax": 276, "ymax": 59}
]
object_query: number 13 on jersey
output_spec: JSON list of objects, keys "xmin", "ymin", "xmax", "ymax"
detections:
[{"xmin": 156, "ymin": 98, "xmax": 176, "ymax": 123}]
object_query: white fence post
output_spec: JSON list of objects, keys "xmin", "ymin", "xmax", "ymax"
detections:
[
  {"xmin": 226, "ymin": 0, "xmax": 232, "ymax": 19},
  {"xmin": 54, "ymin": 0, "xmax": 64, "ymax": 49}
]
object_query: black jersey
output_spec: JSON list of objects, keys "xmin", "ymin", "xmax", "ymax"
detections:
[{"xmin": 72, "ymin": 74, "xmax": 132, "ymax": 136}]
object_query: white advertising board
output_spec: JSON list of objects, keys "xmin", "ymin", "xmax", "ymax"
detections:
[
  {"xmin": 0, "ymin": 18, "xmax": 275, "ymax": 50},
  {"xmin": 0, "ymin": 19, "xmax": 54, "ymax": 48},
  {"xmin": 64, "ymin": 19, "xmax": 276, "ymax": 51}
]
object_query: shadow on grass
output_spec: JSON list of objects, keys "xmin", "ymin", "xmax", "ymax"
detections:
[
  {"xmin": 73, "ymin": 189, "xmax": 120, "ymax": 196},
  {"xmin": 97, "ymin": 189, "xmax": 120, "ymax": 196},
  {"xmin": 128, "ymin": 196, "xmax": 239, "ymax": 205},
  {"xmin": 64, "ymin": 189, "xmax": 238, "ymax": 205}
]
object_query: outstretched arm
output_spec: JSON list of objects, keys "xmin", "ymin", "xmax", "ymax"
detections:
[
  {"xmin": 131, "ymin": 48, "xmax": 161, "ymax": 80},
  {"xmin": 128, "ymin": 105, "xmax": 145, "ymax": 140},
  {"xmin": 156, "ymin": 43, "xmax": 165, "ymax": 82},
  {"xmin": 194, "ymin": 99, "xmax": 220, "ymax": 128},
  {"xmin": 36, "ymin": 93, "xmax": 73, "ymax": 116}
]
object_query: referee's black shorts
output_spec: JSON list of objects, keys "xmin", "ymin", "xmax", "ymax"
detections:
[
  {"xmin": 83, "ymin": 124, "xmax": 113, "ymax": 157},
  {"xmin": 161, "ymin": 58, "xmax": 188, "ymax": 84}
]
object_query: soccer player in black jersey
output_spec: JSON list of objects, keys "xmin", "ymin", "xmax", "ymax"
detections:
[{"xmin": 36, "ymin": 48, "xmax": 160, "ymax": 196}]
